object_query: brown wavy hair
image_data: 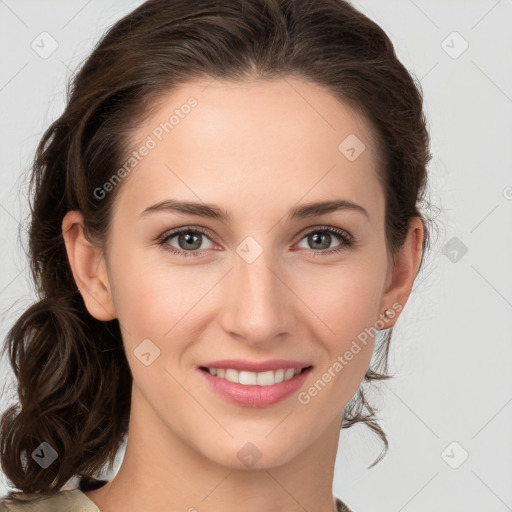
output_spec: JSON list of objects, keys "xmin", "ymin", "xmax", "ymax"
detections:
[{"xmin": 0, "ymin": 0, "xmax": 434, "ymax": 504}]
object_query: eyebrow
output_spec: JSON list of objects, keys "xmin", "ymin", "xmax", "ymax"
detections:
[{"xmin": 140, "ymin": 198, "xmax": 369, "ymax": 221}]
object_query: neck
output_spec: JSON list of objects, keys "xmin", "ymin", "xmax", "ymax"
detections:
[{"xmin": 84, "ymin": 385, "xmax": 342, "ymax": 512}]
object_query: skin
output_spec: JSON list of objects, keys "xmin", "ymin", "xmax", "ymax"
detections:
[{"xmin": 62, "ymin": 77, "xmax": 423, "ymax": 512}]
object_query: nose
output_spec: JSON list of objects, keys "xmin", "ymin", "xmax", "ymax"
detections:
[{"xmin": 218, "ymin": 240, "xmax": 292, "ymax": 346}]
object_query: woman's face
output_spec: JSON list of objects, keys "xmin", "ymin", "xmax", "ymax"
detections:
[{"xmin": 74, "ymin": 77, "xmax": 412, "ymax": 469}]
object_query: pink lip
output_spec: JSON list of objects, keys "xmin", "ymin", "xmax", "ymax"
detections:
[
  {"xmin": 198, "ymin": 366, "xmax": 313, "ymax": 408},
  {"xmin": 198, "ymin": 359, "xmax": 311, "ymax": 372}
]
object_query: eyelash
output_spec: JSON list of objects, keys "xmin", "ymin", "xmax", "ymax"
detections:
[{"xmin": 156, "ymin": 225, "xmax": 355, "ymax": 258}]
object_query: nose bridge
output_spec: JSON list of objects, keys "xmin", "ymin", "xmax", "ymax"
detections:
[{"xmin": 223, "ymin": 235, "xmax": 290, "ymax": 341}]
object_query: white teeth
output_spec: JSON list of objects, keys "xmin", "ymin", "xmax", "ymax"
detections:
[
  {"xmin": 273, "ymin": 369, "xmax": 285, "ymax": 384},
  {"xmin": 239, "ymin": 371, "xmax": 257, "ymax": 385},
  {"xmin": 205, "ymin": 367, "xmax": 304, "ymax": 386},
  {"xmin": 225, "ymin": 369, "xmax": 238, "ymax": 383}
]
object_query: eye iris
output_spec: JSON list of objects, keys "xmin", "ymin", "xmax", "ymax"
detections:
[
  {"xmin": 179, "ymin": 231, "xmax": 202, "ymax": 250},
  {"xmin": 309, "ymin": 232, "xmax": 331, "ymax": 250},
  {"xmin": 166, "ymin": 228, "xmax": 346, "ymax": 254}
]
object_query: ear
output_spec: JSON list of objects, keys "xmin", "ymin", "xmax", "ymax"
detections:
[
  {"xmin": 377, "ymin": 216, "xmax": 424, "ymax": 328},
  {"xmin": 62, "ymin": 210, "xmax": 116, "ymax": 321}
]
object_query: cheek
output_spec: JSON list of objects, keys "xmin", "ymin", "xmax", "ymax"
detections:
[
  {"xmin": 295, "ymin": 260, "xmax": 384, "ymax": 398},
  {"xmin": 108, "ymin": 246, "xmax": 212, "ymax": 351},
  {"xmin": 107, "ymin": 243, "xmax": 177, "ymax": 337},
  {"xmin": 108, "ymin": 257, "xmax": 194, "ymax": 388},
  {"xmin": 297, "ymin": 261, "xmax": 385, "ymax": 341}
]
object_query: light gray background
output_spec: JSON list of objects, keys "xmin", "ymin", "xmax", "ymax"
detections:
[{"xmin": 1, "ymin": 1, "xmax": 511, "ymax": 511}]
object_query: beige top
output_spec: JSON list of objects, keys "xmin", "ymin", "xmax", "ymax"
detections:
[
  {"xmin": 0, "ymin": 489, "xmax": 100, "ymax": 511},
  {"xmin": 0, "ymin": 488, "xmax": 354, "ymax": 512}
]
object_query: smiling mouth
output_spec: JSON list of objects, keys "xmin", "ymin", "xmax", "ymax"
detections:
[{"xmin": 199, "ymin": 365, "xmax": 313, "ymax": 386}]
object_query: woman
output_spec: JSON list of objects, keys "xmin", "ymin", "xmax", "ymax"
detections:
[{"xmin": 0, "ymin": 0, "xmax": 432, "ymax": 511}]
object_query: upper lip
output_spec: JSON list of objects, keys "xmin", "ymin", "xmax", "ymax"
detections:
[{"xmin": 199, "ymin": 359, "xmax": 312, "ymax": 372}]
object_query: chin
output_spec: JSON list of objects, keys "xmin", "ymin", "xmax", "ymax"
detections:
[{"xmin": 197, "ymin": 431, "xmax": 309, "ymax": 470}]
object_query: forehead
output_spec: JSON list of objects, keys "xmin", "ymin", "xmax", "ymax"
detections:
[
  {"xmin": 135, "ymin": 76, "xmax": 379, "ymax": 157},
  {"xmin": 114, "ymin": 77, "xmax": 384, "ymax": 224}
]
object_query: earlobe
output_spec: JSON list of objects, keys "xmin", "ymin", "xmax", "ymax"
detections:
[
  {"xmin": 61, "ymin": 210, "xmax": 116, "ymax": 321},
  {"xmin": 378, "ymin": 217, "xmax": 424, "ymax": 328}
]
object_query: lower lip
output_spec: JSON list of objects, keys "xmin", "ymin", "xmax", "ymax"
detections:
[{"xmin": 198, "ymin": 367, "xmax": 313, "ymax": 408}]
